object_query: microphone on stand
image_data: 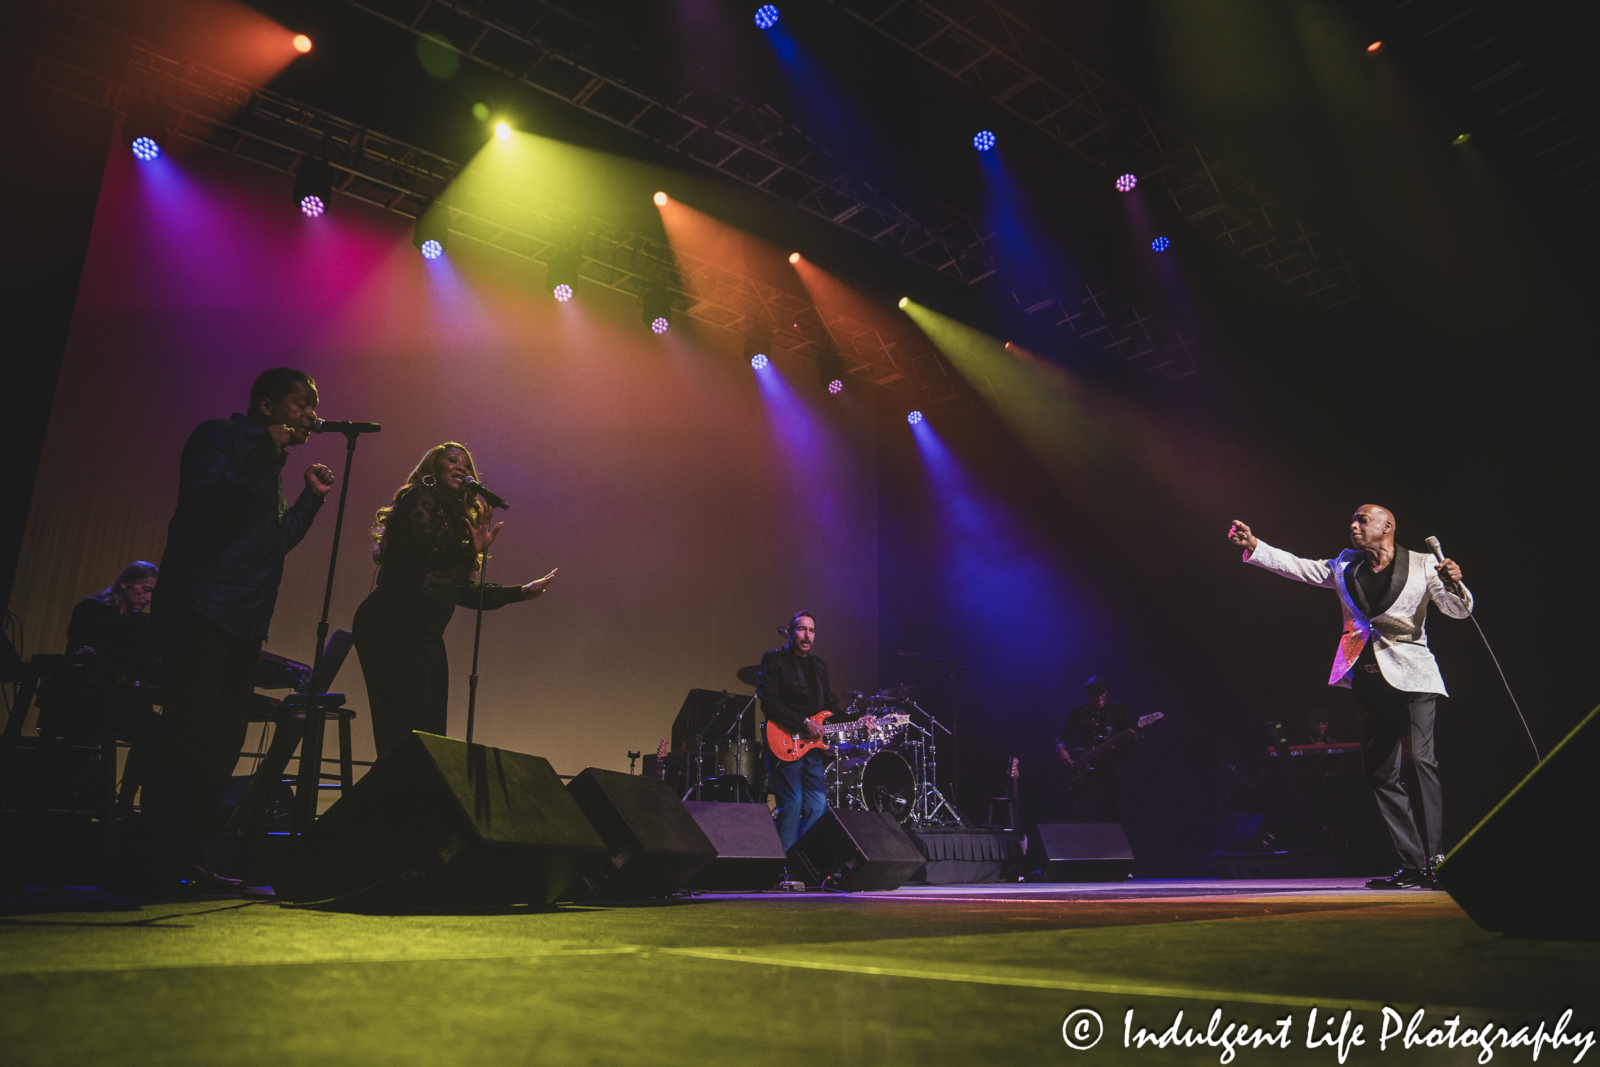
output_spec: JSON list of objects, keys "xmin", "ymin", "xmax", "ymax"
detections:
[
  {"xmin": 309, "ymin": 418, "xmax": 382, "ymax": 435},
  {"xmin": 463, "ymin": 476, "xmax": 510, "ymax": 510},
  {"xmin": 1424, "ymin": 536, "xmax": 1464, "ymax": 596}
]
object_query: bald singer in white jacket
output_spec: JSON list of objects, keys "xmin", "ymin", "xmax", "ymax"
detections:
[{"xmin": 1228, "ymin": 505, "xmax": 1471, "ymax": 890}]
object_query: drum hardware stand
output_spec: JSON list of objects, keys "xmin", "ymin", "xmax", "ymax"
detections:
[
  {"xmin": 895, "ymin": 648, "xmax": 972, "ymax": 825},
  {"xmin": 903, "ymin": 697, "xmax": 964, "ymax": 826}
]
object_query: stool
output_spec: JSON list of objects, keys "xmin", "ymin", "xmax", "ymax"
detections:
[
  {"xmin": 228, "ymin": 693, "xmax": 356, "ymax": 837},
  {"xmin": 985, "ymin": 795, "xmax": 1016, "ymax": 831}
]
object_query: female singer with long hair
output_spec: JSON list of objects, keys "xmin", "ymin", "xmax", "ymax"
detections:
[{"xmin": 352, "ymin": 443, "xmax": 557, "ymax": 757}]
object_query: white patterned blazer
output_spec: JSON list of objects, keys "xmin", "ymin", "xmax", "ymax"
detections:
[{"xmin": 1245, "ymin": 540, "xmax": 1473, "ymax": 695}]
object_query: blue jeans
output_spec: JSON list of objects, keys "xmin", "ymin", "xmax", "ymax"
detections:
[{"xmin": 768, "ymin": 747, "xmax": 829, "ymax": 849}]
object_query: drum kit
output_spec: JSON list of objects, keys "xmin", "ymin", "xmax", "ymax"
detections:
[
  {"xmin": 825, "ymin": 685, "xmax": 963, "ymax": 827},
  {"xmin": 683, "ymin": 670, "xmax": 965, "ymax": 827}
]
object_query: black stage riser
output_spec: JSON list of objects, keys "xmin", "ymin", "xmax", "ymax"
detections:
[
  {"xmin": 1437, "ymin": 706, "xmax": 1598, "ymax": 941},
  {"xmin": 683, "ymin": 801, "xmax": 788, "ymax": 890},
  {"xmin": 904, "ymin": 828, "xmax": 1026, "ymax": 885},
  {"xmin": 566, "ymin": 767, "xmax": 718, "ymax": 900},
  {"xmin": 1030, "ymin": 823, "xmax": 1135, "ymax": 882},
  {"xmin": 275, "ymin": 732, "xmax": 606, "ymax": 906},
  {"xmin": 787, "ymin": 808, "xmax": 926, "ymax": 891}
]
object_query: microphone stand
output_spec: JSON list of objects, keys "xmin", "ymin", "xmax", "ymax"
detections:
[
  {"xmin": 464, "ymin": 494, "xmax": 510, "ymax": 745},
  {"xmin": 897, "ymin": 647, "xmax": 972, "ymax": 824},
  {"xmin": 288, "ymin": 424, "xmax": 375, "ymax": 835}
]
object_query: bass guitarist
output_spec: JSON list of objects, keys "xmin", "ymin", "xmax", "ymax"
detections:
[
  {"xmin": 757, "ymin": 610, "xmax": 874, "ymax": 849},
  {"xmin": 1054, "ymin": 676, "xmax": 1141, "ymax": 824}
]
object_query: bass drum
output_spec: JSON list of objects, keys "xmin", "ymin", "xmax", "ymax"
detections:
[{"xmin": 837, "ymin": 750, "xmax": 916, "ymax": 822}]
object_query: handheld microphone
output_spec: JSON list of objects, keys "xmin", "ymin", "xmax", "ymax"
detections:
[
  {"xmin": 463, "ymin": 476, "xmax": 510, "ymax": 510},
  {"xmin": 1423, "ymin": 536, "xmax": 1464, "ymax": 596},
  {"xmin": 310, "ymin": 418, "xmax": 382, "ymax": 435}
]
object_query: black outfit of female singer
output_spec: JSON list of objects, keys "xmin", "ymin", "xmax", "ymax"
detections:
[{"xmin": 353, "ymin": 484, "xmax": 523, "ymax": 757}]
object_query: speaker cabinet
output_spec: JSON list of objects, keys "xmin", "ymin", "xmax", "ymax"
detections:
[
  {"xmin": 566, "ymin": 767, "xmax": 718, "ymax": 899},
  {"xmin": 1438, "ymin": 706, "xmax": 1598, "ymax": 940},
  {"xmin": 683, "ymin": 801, "xmax": 787, "ymax": 890},
  {"xmin": 1029, "ymin": 823, "xmax": 1134, "ymax": 882},
  {"xmin": 276, "ymin": 732, "xmax": 607, "ymax": 906},
  {"xmin": 787, "ymin": 808, "xmax": 926, "ymax": 891}
]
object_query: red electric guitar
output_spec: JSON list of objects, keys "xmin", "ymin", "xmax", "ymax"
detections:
[{"xmin": 766, "ymin": 710, "xmax": 910, "ymax": 762}]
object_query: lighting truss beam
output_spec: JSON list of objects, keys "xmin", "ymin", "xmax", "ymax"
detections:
[
  {"xmin": 336, "ymin": 0, "xmax": 1197, "ymax": 380},
  {"xmin": 823, "ymin": 0, "xmax": 1361, "ymax": 309},
  {"xmin": 20, "ymin": 3, "xmax": 986, "ymax": 411}
]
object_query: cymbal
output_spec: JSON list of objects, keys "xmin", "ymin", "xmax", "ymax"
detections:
[
  {"xmin": 735, "ymin": 665, "xmax": 760, "ymax": 688},
  {"xmin": 876, "ymin": 684, "xmax": 919, "ymax": 698}
]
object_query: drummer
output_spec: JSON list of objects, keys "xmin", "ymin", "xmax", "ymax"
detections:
[{"xmin": 756, "ymin": 609, "xmax": 874, "ymax": 849}]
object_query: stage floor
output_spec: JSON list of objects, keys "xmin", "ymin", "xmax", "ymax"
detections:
[{"xmin": 3, "ymin": 879, "xmax": 1594, "ymax": 1065}]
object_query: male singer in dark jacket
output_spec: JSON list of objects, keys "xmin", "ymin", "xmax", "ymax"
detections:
[
  {"xmin": 758, "ymin": 610, "xmax": 842, "ymax": 849},
  {"xmin": 139, "ymin": 368, "xmax": 334, "ymax": 890}
]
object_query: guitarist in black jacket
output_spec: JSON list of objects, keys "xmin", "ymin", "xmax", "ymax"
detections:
[
  {"xmin": 1054, "ymin": 676, "xmax": 1140, "ymax": 824},
  {"xmin": 758, "ymin": 610, "xmax": 841, "ymax": 849}
]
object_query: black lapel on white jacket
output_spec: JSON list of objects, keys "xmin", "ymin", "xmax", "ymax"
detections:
[
  {"xmin": 1370, "ymin": 547, "xmax": 1410, "ymax": 619},
  {"xmin": 1341, "ymin": 553, "xmax": 1372, "ymax": 618}
]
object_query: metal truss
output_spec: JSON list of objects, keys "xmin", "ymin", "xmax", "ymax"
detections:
[
  {"xmin": 338, "ymin": 0, "xmax": 1199, "ymax": 380},
  {"xmin": 1396, "ymin": 0, "xmax": 1600, "ymax": 224},
  {"xmin": 824, "ymin": 0, "xmax": 1362, "ymax": 310},
  {"xmin": 21, "ymin": 3, "xmax": 994, "ymax": 411}
]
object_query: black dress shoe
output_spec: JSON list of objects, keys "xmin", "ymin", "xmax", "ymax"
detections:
[{"xmin": 1365, "ymin": 867, "xmax": 1437, "ymax": 890}]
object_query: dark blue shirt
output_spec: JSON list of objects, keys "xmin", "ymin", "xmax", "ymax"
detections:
[{"xmin": 153, "ymin": 413, "xmax": 323, "ymax": 641}]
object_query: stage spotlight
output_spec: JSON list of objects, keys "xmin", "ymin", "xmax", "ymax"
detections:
[
  {"xmin": 1115, "ymin": 173, "xmax": 1137, "ymax": 192},
  {"xmin": 828, "ymin": 379, "xmax": 843, "ymax": 395},
  {"xmin": 546, "ymin": 247, "xmax": 582, "ymax": 299},
  {"xmin": 472, "ymin": 102, "xmax": 490, "ymax": 121},
  {"xmin": 653, "ymin": 191, "xmax": 669, "ymax": 206},
  {"xmin": 816, "ymin": 345, "xmax": 843, "ymax": 394},
  {"xmin": 754, "ymin": 5, "xmax": 780, "ymax": 29},
  {"xmin": 413, "ymin": 203, "xmax": 450, "ymax": 258},
  {"xmin": 1366, "ymin": 40, "xmax": 1384, "ymax": 54},
  {"xmin": 293, "ymin": 157, "xmax": 334, "ymax": 218},
  {"xmin": 1151, "ymin": 236, "xmax": 1171, "ymax": 252},
  {"xmin": 642, "ymin": 288, "xmax": 673, "ymax": 333},
  {"xmin": 742, "ymin": 325, "xmax": 772, "ymax": 366},
  {"xmin": 788, "ymin": 252, "xmax": 801, "ymax": 264},
  {"xmin": 907, "ymin": 410, "xmax": 924, "ymax": 426},
  {"xmin": 495, "ymin": 122, "xmax": 512, "ymax": 141},
  {"xmin": 973, "ymin": 130, "xmax": 996, "ymax": 151},
  {"xmin": 293, "ymin": 34, "xmax": 313, "ymax": 54},
  {"xmin": 123, "ymin": 96, "xmax": 168, "ymax": 161},
  {"xmin": 897, "ymin": 297, "xmax": 909, "ymax": 309},
  {"xmin": 1453, "ymin": 132, "xmax": 1472, "ymax": 145}
]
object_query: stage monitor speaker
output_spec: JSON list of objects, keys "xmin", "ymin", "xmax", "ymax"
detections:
[
  {"xmin": 787, "ymin": 808, "xmax": 926, "ymax": 891},
  {"xmin": 566, "ymin": 767, "xmax": 718, "ymax": 899},
  {"xmin": 1215, "ymin": 812, "xmax": 1272, "ymax": 852},
  {"xmin": 1437, "ymin": 706, "xmax": 1598, "ymax": 940},
  {"xmin": 275, "ymin": 732, "xmax": 606, "ymax": 906},
  {"xmin": 683, "ymin": 801, "xmax": 787, "ymax": 890},
  {"xmin": 1030, "ymin": 823, "xmax": 1134, "ymax": 882}
]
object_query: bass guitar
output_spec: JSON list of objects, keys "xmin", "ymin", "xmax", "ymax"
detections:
[
  {"xmin": 1064, "ymin": 712, "xmax": 1163, "ymax": 783},
  {"xmin": 766, "ymin": 710, "xmax": 910, "ymax": 762}
]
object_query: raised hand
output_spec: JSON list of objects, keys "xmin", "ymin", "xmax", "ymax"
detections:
[
  {"xmin": 470, "ymin": 512, "xmax": 504, "ymax": 553},
  {"xmin": 303, "ymin": 464, "xmax": 335, "ymax": 497},
  {"xmin": 521, "ymin": 567, "xmax": 559, "ymax": 600},
  {"xmin": 1227, "ymin": 519, "xmax": 1258, "ymax": 553}
]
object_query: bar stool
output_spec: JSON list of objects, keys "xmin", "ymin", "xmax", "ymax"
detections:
[{"xmin": 229, "ymin": 693, "xmax": 357, "ymax": 837}]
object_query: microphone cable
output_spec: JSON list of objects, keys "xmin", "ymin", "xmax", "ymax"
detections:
[
  {"xmin": 1467, "ymin": 612, "xmax": 1540, "ymax": 765},
  {"xmin": 1426, "ymin": 537, "xmax": 1540, "ymax": 766}
]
